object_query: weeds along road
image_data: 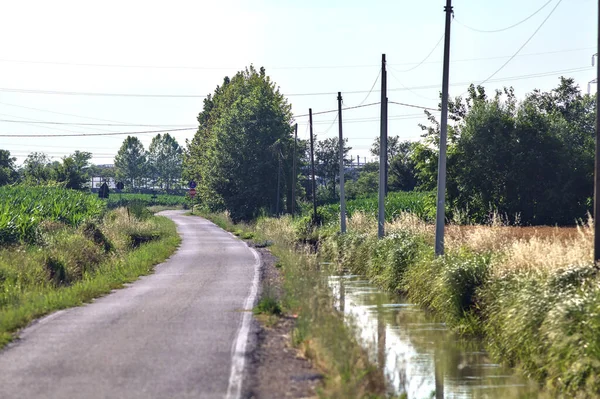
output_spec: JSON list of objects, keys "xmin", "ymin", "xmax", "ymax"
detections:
[{"xmin": 0, "ymin": 210, "xmax": 260, "ymax": 399}]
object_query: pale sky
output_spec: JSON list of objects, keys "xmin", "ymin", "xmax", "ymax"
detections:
[{"xmin": 0, "ymin": 0, "xmax": 596, "ymax": 165}]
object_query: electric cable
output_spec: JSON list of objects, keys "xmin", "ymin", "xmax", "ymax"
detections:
[
  {"xmin": 454, "ymin": 0, "xmax": 554, "ymax": 33},
  {"xmin": 478, "ymin": 0, "xmax": 564, "ymax": 86}
]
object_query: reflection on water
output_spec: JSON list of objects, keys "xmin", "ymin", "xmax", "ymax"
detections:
[{"xmin": 329, "ymin": 275, "xmax": 540, "ymax": 399}]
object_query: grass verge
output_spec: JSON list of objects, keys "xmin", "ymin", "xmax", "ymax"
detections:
[{"xmin": 0, "ymin": 212, "xmax": 180, "ymax": 348}]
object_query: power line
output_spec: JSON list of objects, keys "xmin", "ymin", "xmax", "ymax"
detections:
[
  {"xmin": 0, "ymin": 59, "xmax": 381, "ymax": 71},
  {"xmin": 0, "ymin": 100, "xmax": 134, "ymax": 124},
  {"xmin": 454, "ymin": 0, "xmax": 554, "ymax": 33},
  {"xmin": 0, "ymin": 63, "xmax": 585, "ymax": 100},
  {"xmin": 294, "ymin": 102, "xmax": 380, "ymax": 118},
  {"xmin": 388, "ymin": 101, "xmax": 437, "ymax": 111},
  {"xmin": 0, "ymin": 127, "xmax": 197, "ymax": 138},
  {"xmin": 0, "ymin": 119, "xmax": 196, "ymax": 127},
  {"xmin": 478, "ymin": 0, "xmax": 564, "ymax": 86},
  {"xmin": 0, "ymin": 45, "xmax": 589, "ymax": 71},
  {"xmin": 354, "ymin": 68, "xmax": 382, "ymax": 107},
  {"xmin": 387, "ymin": 69, "xmax": 439, "ymax": 101},
  {"xmin": 394, "ymin": 33, "xmax": 445, "ymax": 73}
]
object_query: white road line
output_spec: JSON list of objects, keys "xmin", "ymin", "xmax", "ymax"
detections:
[{"xmin": 225, "ymin": 241, "xmax": 261, "ymax": 399}]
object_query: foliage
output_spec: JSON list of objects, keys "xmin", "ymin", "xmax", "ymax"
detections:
[
  {"xmin": 415, "ymin": 79, "xmax": 595, "ymax": 225},
  {"xmin": 319, "ymin": 190, "xmax": 436, "ymax": 223},
  {"xmin": 147, "ymin": 133, "xmax": 183, "ymax": 189},
  {"xmin": 22, "ymin": 152, "xmax": 52, "ymax": 184},
  {"xmin": 52, "ymin": 151, "xmax": 93, "ymax": 190},
  {"xmin": 314, "ymin": 136, "xmax": 352, "ymax": 199},
  {"xmin": 106, "ymin": 193, "xmax": 189, "ymax": 209},
  {"xmin": 114, "ymin": 136, "xmax": 148, "ymax": 188},
  {"xmin": 345, "ymin": 171, "xmax": 378, "ymax": 199},
  {"xmin": 370, "ymin": 134, "xmax": 403, "ymax": 161},
  {"xmin": 0, "ymin": 186, "xmax": 105, "ymax": 244},
  {"xmin": 0, "ymin": 150, "xmax": 18, "ymax": 186},
  {"xmin": 184, "ymin": 66, "xmax": 294, "ymax": 221}
]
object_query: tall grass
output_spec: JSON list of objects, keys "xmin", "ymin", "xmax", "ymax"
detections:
[
  {"xmin": 258, "ymin": 210, "xmax": 600, "ymax": 397},
  {"xmin": 0, "ymin": 209, "xmax": 180, "ymax": 347},
  {"xmin": 0, "ymin": 186, "xmax": 105, "ymax": 244}
]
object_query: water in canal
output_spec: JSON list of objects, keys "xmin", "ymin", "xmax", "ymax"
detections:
[{"xmin": 329, "ymin": 275, "xmax": 541, "ymax": 399}]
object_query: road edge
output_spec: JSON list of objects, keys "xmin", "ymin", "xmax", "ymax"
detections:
[{"xmin": 225, "ymin": 237, "xmax": 261, "ymax": 399}]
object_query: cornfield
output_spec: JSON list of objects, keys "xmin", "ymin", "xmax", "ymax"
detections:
[
  {"xmin": 320, "ymin": 191, "xmax": 436, "ymax": 222},
  {"xmin": 0, "ymin": 186, "xmax": 105, "ymax": 244}
]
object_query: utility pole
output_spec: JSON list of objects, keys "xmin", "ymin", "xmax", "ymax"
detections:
[
  {"xmin": 338, "ymin": 92, "xmax": 347, "ymax": 233},
  {"xmin": 309, "ymin": 109, "xmax": 318, "ymax": 222},
  {"xmin": 378, "ymin": 54, "xmax": 388, "ymax": 239},
  {"xmin": 292, "ymin": 123, "xmax": 298, "ymax": 217},
  {"xmin": 595, "ymin": 1, "xmax": 600, "ymax": 266},
  {"xmin": 434, "ymin": 0, "xmax": 453, "ymax": 257}
]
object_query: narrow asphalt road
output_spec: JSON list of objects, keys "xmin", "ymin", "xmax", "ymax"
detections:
[{"xmin": 0, "ymin": 211, "xmax": 260, "ymax": 399}]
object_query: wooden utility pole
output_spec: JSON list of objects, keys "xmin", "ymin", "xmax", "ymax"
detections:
[
  {"xmin": 595, "ymin": 0, "xmax": 600, "ymax": 265},
  {"xmin": 378, "ymin": 54, "xmax": 388, "ymax": 239},
  {"xmin": 309, "ymin": 109, "xmax": 318, "ymax": 222},
  {"xmin": 434, "ymin": 0, "xmax": 453, "ymax": 256},
  {"xmin": 338, "ymin": 92, "xmax": 347, "ymax": 233},
  {"xmin": 292, "ymin": 123, "xmax": 298, "ymax": 217}
]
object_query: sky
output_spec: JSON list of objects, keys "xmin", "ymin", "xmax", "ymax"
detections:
[{"xmin": 0, "ymin": 0, "xmax": 596, "ymax": 165}]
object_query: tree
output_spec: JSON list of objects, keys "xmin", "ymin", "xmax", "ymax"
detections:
[
  {"xmin": 370, "ymin": 135, "xmax": 403, "ymax": 161},
  {"xmin": 114, "ymin": 136, "xmax": 147, "ymax": 188},
  {"xmin": 22, "ymin": 152, "xmax": 52, "ymax": 184},
  {"xmin": 52, "ymin": 151, "xmax": 92, "ymax": 190},
  {"xmin": 184, "ymin": 66, "xmax": 294, "ymax": 221},
  {"xmin": 0, "ymin": 150, "xmax": 18, "ymax": 186},
  {"xmin": 314, "ymin": 136, "xmax": 352, "ymax": 201},
  {"xmin": 389, "ymin": 141, "xmax": 417, "ymax": 192},
  {"xmin": 416, "ymin": 78, "xmax": 595, "ymax": 225},
  {"xmin": 148, "ymin": 133, "xmax": 183, "ymax": 190}
]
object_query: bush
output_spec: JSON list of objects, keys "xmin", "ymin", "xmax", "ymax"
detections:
[{"xmin": 368, "ymin": 231, "xmax": 424, "ymax": 292}]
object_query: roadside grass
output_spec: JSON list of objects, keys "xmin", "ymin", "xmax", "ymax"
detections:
[
  {"xmin": 0, "ymin": 212, "xmax": 180, "ymax": 348},
  {"xmin": 199, "ymin": 211, "xmax": 388, "ymax": 398}
]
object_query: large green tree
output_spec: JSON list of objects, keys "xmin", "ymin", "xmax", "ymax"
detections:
[
  {"xmin": 0, "ymin": 150, "xmax": 18, "ymax": 186},
  {"xmin": 148, "ymin": 133, "xmax": 183, "ymax": 190},
  {"xmin": 184, "ymin": 66, "xmax": 294, "ymax": 221},
  {"xmin": 114, "ymin": 136, "xmax": 147, "ymax": 188}
]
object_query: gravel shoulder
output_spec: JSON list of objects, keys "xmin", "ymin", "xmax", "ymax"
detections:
[{"xmin": 243, "ymin": 247, "xmax": 323, "ymax": 399}]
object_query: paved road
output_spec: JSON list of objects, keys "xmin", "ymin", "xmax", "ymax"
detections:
[{"xmin": 0, "ymin": 211, "xmax": 260, "ymax": 399}]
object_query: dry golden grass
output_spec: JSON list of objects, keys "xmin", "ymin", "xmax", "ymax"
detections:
[
  {"xmin": 347, "ymin": 212, "xmax": 376, "ymax": 234},
  {"xmin": 257, "ymin": 215, "xmax": 298, "ymax": 247},
  {"xmin": 444, "ymin": 216, "xmax": 592, "ymax": 277}
]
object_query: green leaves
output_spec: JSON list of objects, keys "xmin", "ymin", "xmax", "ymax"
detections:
[
  {"xmin": 0, "ymin": 186, "xmax": 105, "ymax": 244},
  {"xmin": 114, "ymin": 136, "xmax": 147, "ymax": 188},
  {"xmin": 184, "ymin": 66, "xmax": 294, "ymax": 221}
]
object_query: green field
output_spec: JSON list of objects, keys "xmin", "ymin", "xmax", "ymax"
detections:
[
  {"xmin": 0, "ymin": 186, "xmax": 105, "ymax": 244},
  {"xmin": 319, "ymin": 191, "xmax": 436, "ymax": 222},
  {"xmin": 106, "ymin": 193, "xmax": 190, "ymax": 209}
]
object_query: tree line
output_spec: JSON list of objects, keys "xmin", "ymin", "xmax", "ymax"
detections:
[
  {"xmin": 0, "ymin": 133, "xmax": 183, "ymax": 192},
  {"xmin": 183, "ymin": 67, "xmax": 595, "ymax": 226}
]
